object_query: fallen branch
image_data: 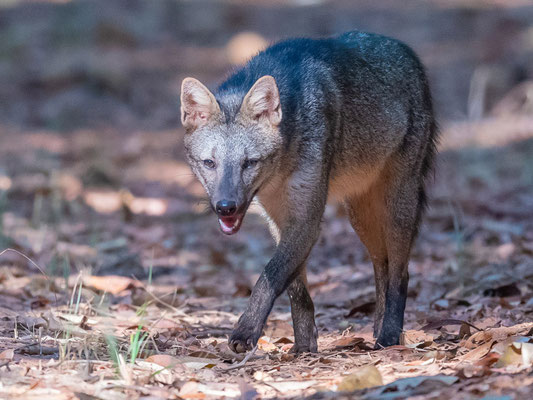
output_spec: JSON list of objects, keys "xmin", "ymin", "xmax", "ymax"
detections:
[
  {"xmin": 221, "ymin": 345, "xmax": 259, "ymax": 371},
  {"xmin": 422, "ymin": 319, "xmax": 482, "ymax": 332}
]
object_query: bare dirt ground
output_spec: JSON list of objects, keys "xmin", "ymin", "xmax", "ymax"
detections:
[{"xmin": 1, "ymin": 1, "xmax": 533, "ymax": 399}]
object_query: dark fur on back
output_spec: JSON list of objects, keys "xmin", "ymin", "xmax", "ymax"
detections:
[{"xmin": 216, "ymin": 31, "xmax": 438, "ymax": 185}]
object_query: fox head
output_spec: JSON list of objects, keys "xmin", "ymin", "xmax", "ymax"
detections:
[{"xmin": 180, "ymin": 76, "xmax": 283, "ymax": 235}]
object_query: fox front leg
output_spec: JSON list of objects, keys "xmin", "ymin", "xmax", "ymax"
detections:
[
  {"xmin": 287, "ymin": 268, "xmax": 318, "ymax": 353},
  {"xmin": 229, "ymin": 170, "xmax": 327, "ymax": 354}
]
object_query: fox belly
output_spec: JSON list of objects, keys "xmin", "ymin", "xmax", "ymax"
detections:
[{"xmin": 328, "ymin": 161, "xmax": 386, "ymax": 201}]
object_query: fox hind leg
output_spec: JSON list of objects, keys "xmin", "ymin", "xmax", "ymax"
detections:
[
  {"xmin": 346, "ymin": 183, "xmax": 389, "ymax": 339},
  {"xmin": 346, "ymin": 166, "xmax": 423, "ymax": 348},
  {"xmin": 376, "ymin": 172, "xmax": 424, "ymax": 347}
]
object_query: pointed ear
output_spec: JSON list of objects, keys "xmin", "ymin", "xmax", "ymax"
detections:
[
  {"xmin": 180, "ymin": 77, "xmax": 220, "ymax": 131},
  {"xmin": 240, "ymin": 75, "xmax": 282, "ymax": 126}
]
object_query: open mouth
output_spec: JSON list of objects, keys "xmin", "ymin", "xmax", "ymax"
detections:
[
  {"xmin": 218, "ymin": 214, "xmax": 244, "ymax": 235},
  {"xmin": 215, "ymin": 190, "xmax": 257, "ymax": 235}
]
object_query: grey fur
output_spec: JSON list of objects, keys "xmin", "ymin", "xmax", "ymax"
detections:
[{"xmin": 180, "ymin": 31, "xmax": 438, "ymax": 353}]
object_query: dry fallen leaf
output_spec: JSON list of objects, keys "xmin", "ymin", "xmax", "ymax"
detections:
[
  {"xmin": 274, "ymin": 337, "xmax": 293, "ymax": 344},
  {"xmin": 494, "ymin": 343, "xmax": 523, "ymax": 367},
  {"xmin": 460, "ymin": 340, "xmax": 495, "ymax": 362},
  {"xmin": 495, "ymin": 342, "xmax": 533, "ymax": 368},
  {"xmin": 179, "ymin": 381, "xmax": 206, "ymax": 399},
  {"xmin": 83, "ymin": 275, "xmax": 138, "ymax": 295},
  {"xmin": 337, "ymin": 365, "xmax": 383, "ymax": 392},
  {"xmin": 0, "ymin": 348, "xmax": 14, "ymax": 360},
  {"xmin": 459, "ymin": 322, "xmax": 472, "ymax": 338},
  {"xmin": 519, "ymin": 342, "xmax": 533, "ymax": 366},
  {"xmin": 400, "ymin": 330, "xmax": 435, "ymax": 347},
  {"xmin": 146, "ymin": 354, "xmax": 178, "ymax": 368},
  {"xmin": 152, "ymin": 318, "xmax": 183, "ymax": 331},
  {"xmin": 257, "ymin": 337, "xmax": 278, "ymax": 353},
  {"xmin": 464, "ymin": 323, "xmax": 533, "ymax": 349},
  {"xmin": 330, "ymin": 335, "xmax": 365, "ymax": 349}
]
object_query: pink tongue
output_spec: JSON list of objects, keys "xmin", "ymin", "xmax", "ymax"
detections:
[
  {"xmin": 220, "ymin": 217, "xmax": 237, "ymax": 229},
  {"xmin": 221, "ymin": 217, "xmax": 236, "ymax": 228}
]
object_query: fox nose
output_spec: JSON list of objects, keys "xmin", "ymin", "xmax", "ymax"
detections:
[{"xmin": 216, "ymin": 200, "xmax": 237, "ymax": 217}]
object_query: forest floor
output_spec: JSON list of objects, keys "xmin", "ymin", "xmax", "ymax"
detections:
[
  {"xmin": 1, "ymin": 118, "xmax": 533, "ymax": 400},
  {"xmin": 1, "ymin": 0, "xmax": 533, "ymax": 399}
]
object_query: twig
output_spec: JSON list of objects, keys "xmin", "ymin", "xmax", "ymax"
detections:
[
  {"xmin": 132, "ymin": 278, "xmax": 188, "ymax": 317},
  {"xmin": 44, "ymin": 359, "xmax": 111, "ymax": 368},
  {"xmin": 190, "ymin": 328, "xmax": 233, "ymax": 338},
  {"xmin": 0, "ymin": 248, "xmax": 59, "ymax": 306},
  {"xmin": 0, "ymin": 248, "xmax": 48, "ymax": 276},
  {"xmin": 262, "ymin": 381, "xmax": 283, "ymax": 393},
  {"xmin": 421, "ymin": 318, "xmax": 482, "ymax": 332},
  {"xmin": 0, "ymin": 360, "xmax": 11, "ymax": 370},
  {"xmin": 221, "ymin": 345, "xmax": 259, "ymax": 371}
]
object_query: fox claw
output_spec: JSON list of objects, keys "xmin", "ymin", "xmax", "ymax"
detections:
[
  {"xmin": 229, "ymin": 326, "xmax": 261, "ymax": 354},
  {"xmin": 229, "ymin": 339, "xmax": 251, "ymax": 353}
]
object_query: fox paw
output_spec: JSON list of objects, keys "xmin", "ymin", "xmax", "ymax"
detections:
[
  {"xmin": 374, "ymin": 333, "xmax": 400, "ymax": 349},
  {"xmin": 290, "ymin": 325, "xmax": 318, "ymax": 354},
  {"xmin": 289, "ymin": 342, "xmax": 318, "ymax": 354},
  {"xmin": 229, "ymin": 325, "xmax": 262, "ymax": 354}
]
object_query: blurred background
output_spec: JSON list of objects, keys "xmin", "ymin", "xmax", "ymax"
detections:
[
  {"xmin": 1, "ymin": 0, "xmax": 533, "ymax": 347},
  {"xmin": 1, "ymin": 0, "xmax": 533, "ymax": 131}
]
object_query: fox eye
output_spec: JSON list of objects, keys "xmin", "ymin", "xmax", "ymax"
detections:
[
  {"xmin": 243, "ymin": 159, "xmax": 259, "ymax": 169},
  {"xmin": 203, "ymin": 159, "xmax": 216, "ymax": 169}
]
